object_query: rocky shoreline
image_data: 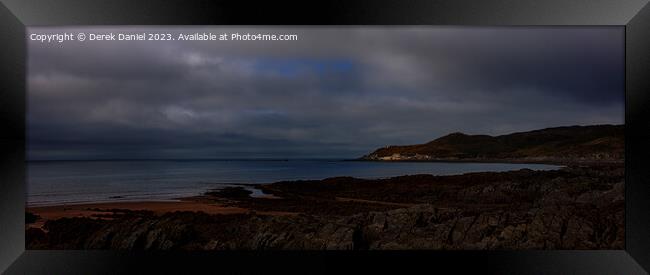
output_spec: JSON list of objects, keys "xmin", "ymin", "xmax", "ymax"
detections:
[{"xmin": 26, "ymin": 164, "xmax": 624, "ymax": 250}]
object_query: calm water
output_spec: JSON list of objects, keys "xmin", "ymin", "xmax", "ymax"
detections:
[{"xmin": 27, "ymin": 160, "xmax": 560, "ymax": 206}]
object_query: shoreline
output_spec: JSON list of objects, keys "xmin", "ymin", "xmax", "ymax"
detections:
[
  {"xmin": 26, "ymin": 161, "xmax": 568, "ymax": 208},
  {"xmin": 26, "ymin": 198, "xmax": 185, "ymax": 208},
  {"xmin": 26, "ymin": 164, "xmax": 625, "ymax": 250},
  {"xmin": 352, "ymin": 158, "xmax": 622, "ymax": 166},
  {"xmin": 23, "ymin": 162, "xmax": 601, "ymax": 224}
]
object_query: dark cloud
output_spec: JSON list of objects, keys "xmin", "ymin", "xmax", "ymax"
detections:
[{"xmin": 27, "ymin": 27, "xmax": 624, "ymax": 160}]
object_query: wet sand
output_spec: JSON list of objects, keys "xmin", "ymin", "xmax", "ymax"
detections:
[{"xmin": 26, "ymin": 200, "xmax": 249, "ymax": 229}]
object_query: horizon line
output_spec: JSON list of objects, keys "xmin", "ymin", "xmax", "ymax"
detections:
[{"xmin": 26, "ymin": 157, "xmax": 358, "ymax": 162}]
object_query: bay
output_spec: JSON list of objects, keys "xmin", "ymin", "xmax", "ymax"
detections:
[{"xmin": 27, "ymin": 159, "xmax": 560, "ymax": 206}]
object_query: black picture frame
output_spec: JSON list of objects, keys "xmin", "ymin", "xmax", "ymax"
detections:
[{"xmin": 1, "ymin": 0, "xmax": 649, "ymax": 273}]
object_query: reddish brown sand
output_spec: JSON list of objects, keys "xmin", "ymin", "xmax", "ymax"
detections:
[{"xmin": 26, "ymin": 200, "xmax": 252, "ymax": 229}]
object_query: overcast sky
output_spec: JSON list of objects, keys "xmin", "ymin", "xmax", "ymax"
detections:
[{"xmin": 27, "ymin": 26, "xmax": 624, "ymax": 160}]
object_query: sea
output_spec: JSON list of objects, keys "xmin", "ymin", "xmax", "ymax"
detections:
[{"xmin": 27, "ymin": 159, "xmax": 561, "ymax": 206}]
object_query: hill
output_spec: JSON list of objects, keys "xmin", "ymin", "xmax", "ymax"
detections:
[{"xmin": 360, "ymin": 125, "xmax": 624, "ymax": 164}]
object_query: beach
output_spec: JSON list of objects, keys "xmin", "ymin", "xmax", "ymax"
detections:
[
  {"xmin": 26, "ymin": 164, "xmax": 624, "ymax": 250},
  {"xmin": 26, "ymin": 200, "xmax": 248, "ymax": 229}
]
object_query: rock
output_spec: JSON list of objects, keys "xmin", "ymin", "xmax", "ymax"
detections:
[
  {"xmin": 27, "ymin": 165, "xmax": 624, "ymax": 250},
  {"xmin": 26, "ymin": 212, "xmax": 40, "ymax": 224}
]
